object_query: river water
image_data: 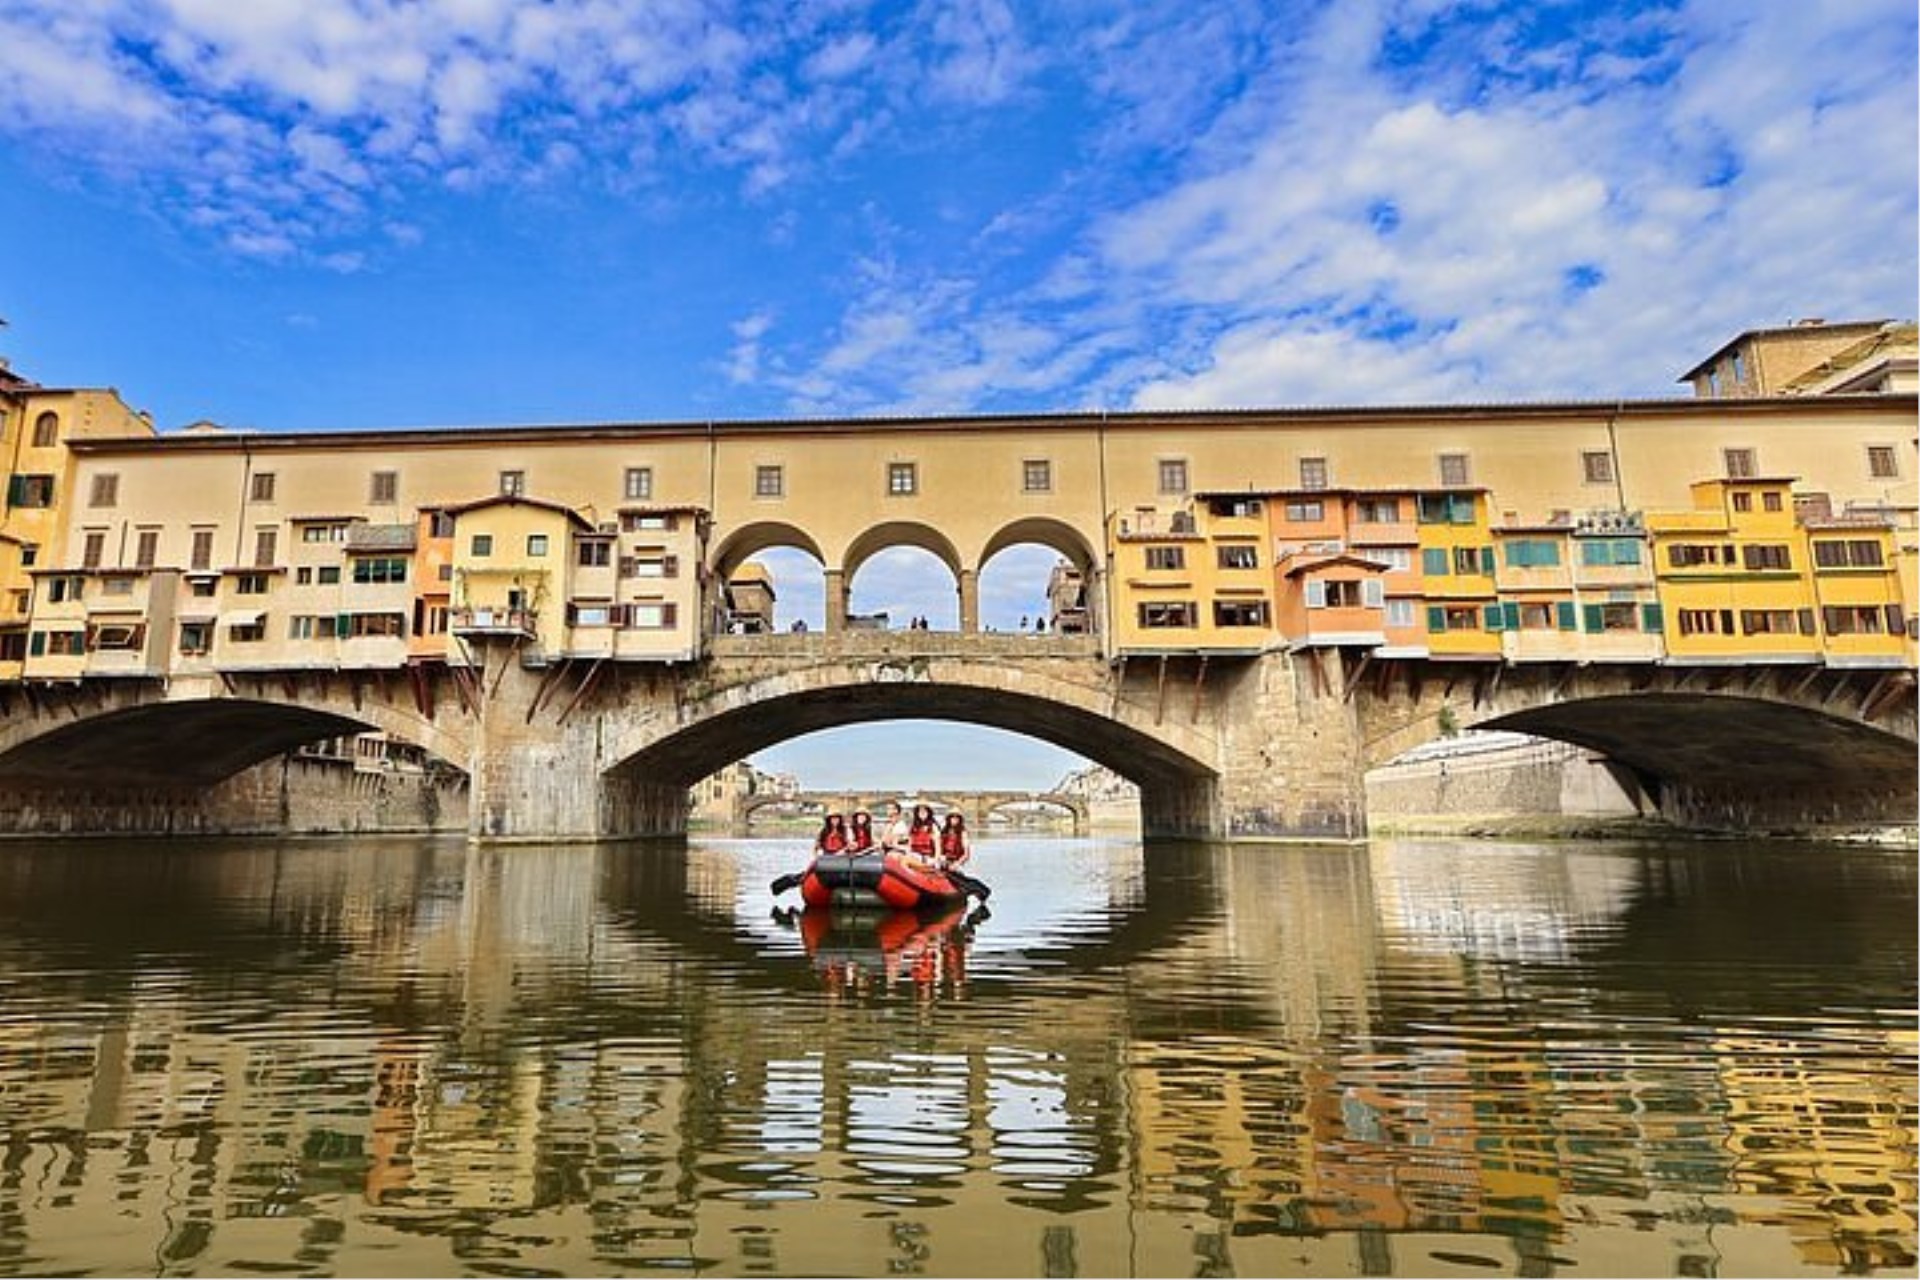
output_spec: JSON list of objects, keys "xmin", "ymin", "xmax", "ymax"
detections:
[{"xmin": 0, "ymin": 835, "xmax": 1911, "ymax": 1277}]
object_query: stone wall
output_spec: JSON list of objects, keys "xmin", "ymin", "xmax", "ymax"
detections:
[{"xmin": 1364, "ymin": 736, "xmax": 1643, "ymax": 827}]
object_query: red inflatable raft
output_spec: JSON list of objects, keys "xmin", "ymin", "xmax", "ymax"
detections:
[{"xmin": 800, "ymin": 850, "xmax": 967, "ymax": 912}]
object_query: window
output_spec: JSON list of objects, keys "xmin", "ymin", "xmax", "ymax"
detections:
[
  {"xmin": 1730, "ymin": 348, "xmax": 1745, "ymax": 383},
  {"xmin": 1679, "ymin": 608, "xmax": 1733, "ymax": 636},
  {"xmin": 370, "ymin": 471, "xmax": 398, "ymax": 504},
  {"xmin": 624, "ymin": 467, "xmax": 653, "ymax": 501},
  {"xmin": 31, "ymin": 412, "xmax": 57, "ymax": 447},
  {"xmin": 527, "ymin": 534, "xmax": 549, "ymax": 557},
  {"xmin": 1299, "ymin": 457, "xmax": 1328, "ymax": 490},
  {"xmin": 1867, "ymin": 445, "xmax": 1899, "ymax": 479},
  {"xmin": 347, "ymin": 612, "xmax": 406, "ymax": 639},
  {"xmin": 38, "ymin": 630, "xmax": 86, "ymax": 656},
  {"xmin": 620, "ymin": 555, "xmax": 679, "ymax": 579},
  {"xmin": 1144, "ymin": 546, "xmax": 1185, "ymax": 571},
  {"xmin": 1385, "ymin": 599, "xmax": 1415, "ymax": 628},
  {"xmin": 234, "ymin": 573, "xmax": 270, "ymax": 595},
  {"xmin": 755, "ymin": 465, "xmax": 784, "ymax": 498},
  {"xmin": 418, "ymin": 603, "xmax": 449, "ymax": 635},
  {"xmin": 290, "ymin": 615, "xmax": 341, "ymax": 640},
  {"xmin": 887, "ymin": 462, "xmax": 918, "ymax": 496},
  {"xmin": 82, "ymin": 531, "xmax": 105, "ymax": 569},
  {"xmin": 1519, "ymin": 602, "xmax": 1556, "ymax": 630},
  {"xmin": 1283, "ymin": 500, "xmax": 1324, "ymax": 523},
  {"xmin": 1581, "ymin": 450, "xmax": 1614, "ymax": 485},
  {"xmin": 1370, "ymin": 547, "xmax": 1412, "ymax": 572},
  {"xmin": 1437, "ymin": 453, "xmax": 1470, "ymax": 486},
  {"xmin": 1742, "ymin": 543, "xmax": 1791, "ymax": 571},
  {"xmin": 101, "ymin": 576, "xmax": 134, "ymax": 597},
  {"xmin": 19, "ymin": 543, "xmax": 36, "ymax": 567},
  {"xmin": 471, "ymin": 534, "xmax": 494, "ymax": 557},
  {"xmin": 1502, "ymin": 539, "xmax": 1562, "ymax": 568},
  {"xmin": 1157, "ymin": 459, "xmax": 1189, "ymax": 495},
  {"xmin": 1023, "ymin": 460, "xmax": 1052, "ymax": 493},
  {"xmin": 1667, "ymin": 542, "xmax": 1733, "ymax": 568},
  {"xmin": 499, "ymin": 470, "xmax": 526, "ymax": 497},
  {"xmin": 1428, "ymin": 605, "xmax": 1482, "ymax": 632},
  {"xmin": 250, "ymin": 472, "xmax": 276, "ymax": 502},
  {"xmin": 1217, "ymin": 545, "xmax": 1258, "ymax": 570},
  {"xmin": 1584, "ymin": 602, "xmax": 1641, "ymax": 632},
  {"xmin": 1579, "ymin": 538, "xmax": 1643, "ymax": 566},
  {"xmin": 1356, "ymin": 499, "xmax": 1400, "ymax": 523},
  {"xmin": 1731, "ymin": 491, "xmax": 1752, "ymax": 512},
  {"xmin": 1415, "ymin": 493, "xmax": 1477, "ymax": 524},
  {"xmin": 1723, "ymin": 448, "xmax": 1756, "ymax": 479},
  {"xmin": 351, "ymin": 557, "xmax": 408, "ymax": 585},
  {"xmin": 318, "ymin": 565, "xmax": 341, "ymax": 585},
  {"xmin": 628, "ymin": 602, "xmax": 679, "ymax": 630},
  {"xmin": 89, "ymin": 474, "xmax": 119, "ymax": 508},
  {"xmin": 1309, "ymin": 580, "xmax": 1366, "ymax": 608},
  {"xmin": 135, "ymin": 530, "xmax": 158, "ymax": 569},
  {"xmin": 302, "ymin": 524, "xmax": 348, "ymax": 543},
  {"xmin": 1213, "ymin": 600, "xmax": 1270, "ymax": 627},
  {"xmin": 117, "ymin": 604, "xmax": 197, "ymax": 650},
  {"xmin": 1208, "ymin": 497, "xmax": 1262, "ymax": 518},
  {"xmin": 6, "ymin": 475, "xmax": 54, "ymax": 508},
  {"xmin": 1452, "ymin": 545, "xmax": 1492, "ymax": 575},
  {"xmin": 620, "ymin": 511, "xmax": 677, "ymax": 532},
  {"xmin": 1422, "ymin": 547, "xmax": 1449, "ymax": 576},
  {"xmin": 1761, "ymin": 490, "xmax": 1782, "ymax": 513},
  {"xmin": 296, "ymin": 567, "xmax": 312, "ymax": 585},
  {"xmin": 578, "ymin": 539, "xmax": 612, "ymax": 567},
  {"xmin": 1740, "ymin": 608, "xmax": 1805, "ymax": 636},
  {"xmin": 429, "ymin": 511, "xmax": 457, "ymax": 538},
  {"xmin": 188, "ymin": 578, "xmax": 216, "ymax": 598},
  {"xmin": 179, "ymin": 622, "xmax": 213, "ymax": 655},
  {"xmin": 45, "ymin": 576, "xmax": 84, "ymax": 603},
  {"xmin": 1822, "ymin": 606, "xmax": 1887, "ymax": 636},
  {"xmin": 254, "ymin": 528, "xmax": 277, "ymax": 567},
  {"xmin": 1137, "ymin": 601, "xmax": 1196, "ymax": 628},
  {"xmin": 569, "ymin": 604, "xmax": 613, "ymax": 628},
  {"xmin": 228, "ymin": 620, "xmax": 266, "ymax": 643},
  {"xmin": 1812, "ymin": 540, "xmax": 1885, "ymax": 569}
]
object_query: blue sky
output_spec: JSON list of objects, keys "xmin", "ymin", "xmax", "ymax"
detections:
[{"xmin": 1, "ymin": 0, "xmax": 1914, "ymax": 789}]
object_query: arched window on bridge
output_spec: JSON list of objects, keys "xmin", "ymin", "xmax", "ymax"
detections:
[
  {"xmin": 978, "ymin": 518, "xmax": 1101, "ymax": 636},
  {"xmin": 710, "ymin": 522, "xmax": 827, "ymax": 635},
  {"xmin": 848, "ymin": 547, "xmax": 959, "ymax": 632}
]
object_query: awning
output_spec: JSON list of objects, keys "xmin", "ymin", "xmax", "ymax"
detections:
[
  {"xmin": 221, "ymin": 610, "xmax": 266, "ymax": 628},
  {"xmin": 176, "ymin": 611, "xmax": 218, "ymax": 623}
]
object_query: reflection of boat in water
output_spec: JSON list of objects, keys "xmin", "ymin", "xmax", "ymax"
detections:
[
  {"xmin": 779, "ymin": 899, "xmax": 986, "ymax": 996},
  {"xmin": 801, "ymin": 850, "xmax": 967, "ymax": 912}
]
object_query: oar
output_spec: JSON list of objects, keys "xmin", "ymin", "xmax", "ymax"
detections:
[
  {"xmin": 945, "ymin": 867, "xmax": 992, "ymax": 901},
  {"xmin": 770, "ymin": 870, "xmax": 806, "ymax": 896}
]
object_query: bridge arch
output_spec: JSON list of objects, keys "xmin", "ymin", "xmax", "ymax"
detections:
[
  {"xmin": 842, "ymin": 521, "xmax": 966, "ymax": 583},
  {"xmin": 711, "ymin": 521, "xmax": 828, "ymax": 581},
  {"xmin": 0, "ymin": 685, "xmax": 473, "ymax": 790},
  {"xmin": 976, "ymin": 516, "xmax": 1100, "ymax": 574},
  {"xmin": 604, "ymin": 655, "xmax": 1220, "ymax": 836}
]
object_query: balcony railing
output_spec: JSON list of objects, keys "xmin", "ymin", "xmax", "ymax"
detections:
[{"xmin": 452, "ymin": 607, "xmax": 538, "ymax": 637}]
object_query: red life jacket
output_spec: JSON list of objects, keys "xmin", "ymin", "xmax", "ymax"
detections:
[
  {"xmin": 940, "ymin": 830, "xmax": 967, "ymax": 863},
  {"xmin": 908, "ymin": 824, "xmax": 937, "ymax": 855},
  {"xmin": 821, "ymin": 829, "xmax": 848, "ymax": 853},
  {"xmin": 848, "ymin": 827, "xmax": 874, "ymax": 851}
]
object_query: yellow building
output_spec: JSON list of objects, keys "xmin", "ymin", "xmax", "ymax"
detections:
[
  {"xmin": 1107, "ymin": 498, "xmax": 1275, "ymax": 655},
  {"xmin": 0, "ymin": 379, "xmax": 154, "ymax": 679},
  {"xmin": 1415, "ymin": 489, "xmax": 1501, "ymax": 659},
  {"xmin": 1803, "ymin": 510, "xmax": 1908, "ymax": 668},
  {"xmin": 1649, "ymin": 478, "xmax": 1820, "ymax": 664}
]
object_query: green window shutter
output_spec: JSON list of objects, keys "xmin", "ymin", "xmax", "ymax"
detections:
[
  {"xmin": 28, "ymin": 631, "xmax": 44, "ymax": 657},
  {"xmin": 1504, "ymin": 542, "xmax": 1524, "ymax": 568},
  {"xmin": 1556, "ymin": 601, "xmax": 1577, "ymax": 630},
  {"xmin": 1503, "ymin": 602, "xmax": 1521, "ymax": 629},
  {"xmin": 5, "ymin": 476, "xmax": 22, "ymax": 506},
  {"xmin": 1615, "ymin": 540, "xmax": 1642, "ymax": 565},
  {"xmin": 1539, "ymin": 541, "xmax": 1561, "ymax": 567},
  {"xmin": 1483, "ymin": 604, "xmax": 1505, "ymax": 631},
  {"xmin": 1641, "ymin": 603, "xmax": 1663, "ymax": 632},
  {"xmin": 1422, "ymin": 548, "xmax": 1448, "ymax": 576},
  {"xmin": 1582, "ymin": 603, "xmax": 1604, "ymax": 633},
  {"xmin": 337, "ymin": 613, "xmax": 351, "ymax": 637},
  {"xmin": 1426, "ymin": 606, "xmax": 1446, "ymax": 632}
]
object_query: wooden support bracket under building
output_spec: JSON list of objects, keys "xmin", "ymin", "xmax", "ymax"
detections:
[
  {"xmin": 1861, "ymin": 673, "xmax": 1913, "ymax": 722},
  {"xmin": 555, "ymin": 657, "xmax": 607, "ymax": 726},
  {"xmin": 1789, "ymin": 665, "xmax": 1825, "ymax": 701},
  {"xmin": 1154, "ymin": 654, "xmax": 1169, "ymax": 725},
  {"xmin": 1342, "ymin": 651, "xmax": 1372, "ymax": 703},
  {"xmin": 1190, "ymin": 654, "xmax": 1208, "ymax": 723},
  {"xmin": 526, "ymin": 657, "xmax": 572, "ymax": 724},
  {"xmin": 1550, "ymin": 662, "xmax": 1580, "ymax": 700},
  {"xmin": 408, "ymin": 662, "xmax": 434, "ymax": 720}
]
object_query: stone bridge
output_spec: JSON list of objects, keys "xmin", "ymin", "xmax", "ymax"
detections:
[
  {"xmin": 0, "ymin": 632, "xmax": 1911, "ymax": 840},
  {"xmin": 736, "ymin": 789, "xmax": 1090, "ymax": 837}
]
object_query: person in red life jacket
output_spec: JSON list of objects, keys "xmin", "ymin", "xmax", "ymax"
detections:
[
  {"xmin": 848, "ymin": 810, "xmax": 876, "ymax": 852},
  {"xmin": 938, "ymin": 812, "xmax": 971, "ymax": 868},
  {"xmin": 900, "ymin": 803, "xmax": 939, "ymax": 871},
  {"xmin": 813, "ymin": 812, "xmax": 850, "ymax": 856}
]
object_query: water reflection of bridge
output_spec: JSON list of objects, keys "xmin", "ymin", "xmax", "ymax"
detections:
[
  {"xmin": 736, "ymin": 788, "xmax": 1090, "ymax": 836},
  {"xmin": 0, "ymin": 839, "xmax": 1910, "ymax": 1276}
]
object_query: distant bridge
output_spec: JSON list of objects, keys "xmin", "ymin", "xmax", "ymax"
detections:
[{"xmin": 735, "ymin": 788, "xmax": 1090, "ymax": 837}]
